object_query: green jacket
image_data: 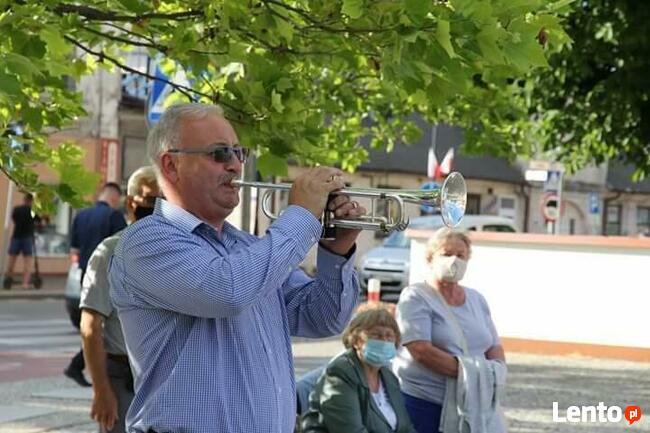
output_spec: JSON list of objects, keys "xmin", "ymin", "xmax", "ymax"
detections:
[{"xmin": 302, "ymin": 349, "xmax": 417, "ymax": 433}]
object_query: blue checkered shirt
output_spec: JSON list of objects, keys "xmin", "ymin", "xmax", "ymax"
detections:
[{"xmin": 109, "ymin": 199, "xmax": 360, "ymax": 433}]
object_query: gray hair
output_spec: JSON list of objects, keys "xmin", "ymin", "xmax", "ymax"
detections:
[
  {"xmin": 424, "ymin": 227, "xmax": 472, "ymax": 263},
  {"xmin": 126, "ymin": 165, "xmax": 157, "ymax": 196},
  {"xmin": 146, "ymin": 103, "xmax": 224, "ymax": 170}
]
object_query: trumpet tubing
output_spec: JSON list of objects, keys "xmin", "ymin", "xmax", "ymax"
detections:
[{"xmin": 231, "ymin": 172, "xmax": 466, "ymax": 233}]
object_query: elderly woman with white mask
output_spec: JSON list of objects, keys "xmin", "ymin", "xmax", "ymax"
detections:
[{"xmin": 392, "ymin": 228, "xmax": 505, "ymax": 433}]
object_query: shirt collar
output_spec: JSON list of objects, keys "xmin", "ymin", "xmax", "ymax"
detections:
[{"xmin": 154, "ymin": 198, "xmax": 204, "ymax": 234}]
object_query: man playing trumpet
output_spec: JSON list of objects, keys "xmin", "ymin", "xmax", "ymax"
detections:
[{"xmin": 108, "ymin": 103, "xmax": 365, "ymax": 433}]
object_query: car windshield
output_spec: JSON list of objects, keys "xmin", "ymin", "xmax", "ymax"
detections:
[{"xmin": 382, "ymin": 231, "xmax": 410, "ymax": 248}]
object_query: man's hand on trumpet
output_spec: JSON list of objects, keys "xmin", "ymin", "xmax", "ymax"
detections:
[{"xmin": 289, "ymin": 167, "xmax": 366, "ymax": 256}]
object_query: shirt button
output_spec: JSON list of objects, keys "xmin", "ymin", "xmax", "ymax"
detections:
[
  {"xmin": 310, "ymin": 236, "xmax": 316, "ymax": 242},
  {"xmin": 288, "ymin": 266, "xmax": 292, "ymax": 272},
  {"xmin": 334, "ymin": 265, "xmax": 340, "ymax": 269}
]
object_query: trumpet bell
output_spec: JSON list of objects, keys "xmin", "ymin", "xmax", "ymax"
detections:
[{"xmin": 440, "ymin": 172, "xmax": 467, "ymax": 227}]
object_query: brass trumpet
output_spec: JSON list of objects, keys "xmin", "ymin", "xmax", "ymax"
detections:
[{"xmin": 232, "ymin": 172, "xmax": 466, "ymax": 234}]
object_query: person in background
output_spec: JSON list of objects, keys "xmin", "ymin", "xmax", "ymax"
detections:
[
  {"xmin": 302, "ymin": 305, "xmax": 417, "ymax": 433},
  {"xmin": 109, "ymin": 103, "xmax": 365, "ymax": 433},
  {"xmin": 80, "ymin": 167, "xmax": 159, "ymax": 433},
  {"xmin": 392, "ymin": 228, "xmax": 505, "ymax": 433},
  {"xmin": 3, "ymin": 193, "xmax": 39, "ymax": 290},
  {"xmin": 65, "ymin": 182, "xmax": 127, "ymax": 387}
]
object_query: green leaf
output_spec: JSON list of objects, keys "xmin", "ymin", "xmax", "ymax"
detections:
[
  {"xmin": 276, "ymin": 77, "xmax": 293, "ymax": 92},
  {"xmin": 477, "ymin": 28, "xmax": 505, "ymax": 64},
  {"xmin": 436, "ymin": 19, "xmax": 455, "ymax": 57},
  {"xmin": 5, "ymin": 53, "xmax": 40, "ymax": 79},
  {"xmin": 256, "ymin": 152, "xmax": 288, "ymax": 177},
  {"xmin": 545, "ymin": 0, "xmax": 576, "ymax": 12},
  {"xmin": 116, "ymin": 0, "xmax": 150, "ymax": 14},
  {"xmin": 405, "ymin": 0, "xmax": 430, "ymax": 25},
  {"xmin": 271, "ymin": 90, "xmax": 284, "ymax": 113},
  {"xmin": 274, "ymin": 17, "xmax": 294, "ymax": 43},
  {"xmin": 0, "ymin": 72, "xmax": 21, "ymax": 96},
  {"xmin": 39, "ymin": 28, "xmax": 72, "ymax": 58},
  {"xmin": 341, "ymin": 0, "xmax": 364, "ymax": 19}
]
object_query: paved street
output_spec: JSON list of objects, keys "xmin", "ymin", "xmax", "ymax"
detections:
[
  {"xmin": 0, "ymin": 299, "xmax": 78, "ymax": 383},
  {"xmin": 1, "ymin": 299, "xmax": 649, "ymax": 432}
]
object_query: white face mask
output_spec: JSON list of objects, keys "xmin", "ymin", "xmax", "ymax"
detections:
[{"xmin": 431, "ymin": 255, "xmax": 467, "ymax": 282}]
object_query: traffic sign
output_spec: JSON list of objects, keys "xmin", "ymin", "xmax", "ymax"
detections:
[
  {"xmin": 589, "ymin": 193, "xmax": 600, "ymax": 214},
  {"xmin": 147, "ymin": 60, "xmax": 189, "ymax": 126},
  {"xmin": 541, "ymin": 192, "xmax": 560, "ymax": 221},
  {"xmin": 544, "ymin": 170, "xmax": 562, "ymax": 193}
]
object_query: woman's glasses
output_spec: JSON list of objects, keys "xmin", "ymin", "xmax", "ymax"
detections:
[{"xmin": 168, "ymin": 144, "xmax": 250, "ymax": 164}]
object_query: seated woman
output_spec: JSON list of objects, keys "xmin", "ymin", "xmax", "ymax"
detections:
[{"xmin": 302, "ymin": 306, "xmax": 417, "ymax": 433}]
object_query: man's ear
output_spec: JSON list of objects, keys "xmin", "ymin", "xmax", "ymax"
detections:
[
  {"xmin": 159, "ymin": 154, "xmax": 179, "ymax": 184},
  {"xmin": 125, "ymin": 196, "xmax": 135, "ymax": 213}
]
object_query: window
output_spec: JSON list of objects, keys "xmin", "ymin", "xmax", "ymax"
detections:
[
  {"xmin": 499, "ymin": 196, "xmax": 516, "ymax": 219},
  {"xmin": 637, "ymin": 206, "xmax": 650, "ymax": 234},
  {"xmin": 604, "ymin": 204, "xmax": 622, "ymax": 235},
  {"xmin": 35, "ymin": 199, "xmax": 71, "ymax": 256},
  {"xmin": 482, "ymin": 224, "xmax": 516, "ymax": 233},
  {"xmin": 465, "ymin": 194, "xmax": 481, "ymax": 215}
]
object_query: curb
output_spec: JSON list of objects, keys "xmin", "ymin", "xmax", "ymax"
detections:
[{"xmin": 0, "ymin": 290, "xmax": 66, "ymax": 301}]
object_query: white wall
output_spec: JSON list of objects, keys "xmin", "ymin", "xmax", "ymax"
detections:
[{"xmin": 409, "ymin": 232, "xmax": 650, "ymax": 349}]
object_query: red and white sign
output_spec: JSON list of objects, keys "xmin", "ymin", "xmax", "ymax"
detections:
[
  {"xmin": 541, "ymin": 192, "xmax": 560, "ymax": 221},
  {"xmin": 99, "ymin": 138, "xmax": 121, "ymax": 184}
]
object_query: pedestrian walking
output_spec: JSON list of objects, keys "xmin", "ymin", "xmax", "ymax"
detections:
[
  {"xmin": 64, "ymin": 182, "xmax": 127, "ymax": 387},
  {"xmin": 80, "ymin": 166, "xmax": 159, "ymax": 433}
]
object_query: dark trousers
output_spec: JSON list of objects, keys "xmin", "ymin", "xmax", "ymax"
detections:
[
  {"xmin": 68, "ymin": 349, "xmax": 85, "ymax": 371},
  {"xmin": 105, "ymin": 357, "xmax": 134, "ymax": 433},
  {"xmin": 69, "ymin": 270, "xmax": 86, "ymax": 372},
  {"xmin": 402, "ymin": 392, "xmax": 443, "ymax": 433}
]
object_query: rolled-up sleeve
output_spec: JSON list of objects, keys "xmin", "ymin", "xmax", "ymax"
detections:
[
  {"xmin": 282, "ymin": 245, "xmax": 360, "ymax": 338},
  {"xmin": 111, "ymin": 205, "xmax": 323, "ymax": 318}
]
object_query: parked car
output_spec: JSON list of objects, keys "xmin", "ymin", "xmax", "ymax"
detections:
[
  {"xmin": 64, "ymin": 262, "xmax": 82, "ymax": 329},
  {"xmin": 358, "ymin": 215, "xmax": 517, "ymax": 302}
]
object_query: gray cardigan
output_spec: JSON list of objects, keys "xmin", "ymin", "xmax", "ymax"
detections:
[{"xmin": 302, "ymin": 349, "xmax": 417, "ymax": 433}]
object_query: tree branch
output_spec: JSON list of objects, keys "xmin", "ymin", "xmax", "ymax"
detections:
[
  {"xmin": 54, "ymin": 4, "xmax": 202, "ymax": 22},
  {"xmin": 78, "ymin": 24, "xmax": 164, "ymax": 51},
  {"xmin": 63, "ymin": 36, "xmax": 252, "ymax": 121}
]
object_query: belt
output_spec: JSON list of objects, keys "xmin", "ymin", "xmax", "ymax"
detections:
[{"xmin": 107, "ymin": 353, "xmax": 129, "ymax": 365}]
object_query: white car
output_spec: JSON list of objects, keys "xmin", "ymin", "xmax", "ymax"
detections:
[{"xmin": 359, "ymin": 215, "xmax": 517, "ymax": 302}]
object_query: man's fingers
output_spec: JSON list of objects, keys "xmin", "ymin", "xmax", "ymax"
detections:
[
  {"xmin": 313, "ymin": 166, "xmax": 344, "ymax": 181},
  {"xmin": 327, "ymin": 195, "xmax": 350, "ymax": 211},
  {"xmin": 334, "ymin": 202, "xmax": 366, "ymax": 218}
]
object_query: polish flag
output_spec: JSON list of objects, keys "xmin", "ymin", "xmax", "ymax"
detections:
[
  {"xmin": 427, "ymin": 147, "xmax": 438, "ymax": 179},
  {"xmin": 439, "ymin": 147, "xmax": 454, "ymax": 175}
]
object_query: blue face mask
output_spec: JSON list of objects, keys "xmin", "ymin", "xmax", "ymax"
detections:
[{"xmin": 363, "ymin": 339, "xmax": 397, "ymax": 367}]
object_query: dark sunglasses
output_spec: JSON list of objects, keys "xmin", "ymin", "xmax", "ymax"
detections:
[{"xmin": 168, "ymin": 144, "xmax": 249, "ymax": 164}]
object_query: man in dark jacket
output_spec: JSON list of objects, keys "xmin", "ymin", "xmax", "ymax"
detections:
[{"xmin": 64, "ymin": 182, "xmax": 127, "ymax": 387}]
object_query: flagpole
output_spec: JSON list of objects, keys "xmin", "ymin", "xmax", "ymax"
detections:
[{"xmin": 431, "ymin": 124, "xmax": 438, "ymax": 161}]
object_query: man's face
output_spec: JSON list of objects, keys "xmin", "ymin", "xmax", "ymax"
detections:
[
  {"xmin": 168, "ymin": 114, "xmax": 243, "ymax": 223},
  {"xmin": 127, "ymin": 183, "xmax": 161, "ymax": 221}
]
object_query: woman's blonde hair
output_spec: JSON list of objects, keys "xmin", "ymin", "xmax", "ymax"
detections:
[
  {"xmin": 342, "ymin": 304, "xmax": 401, "ymax": 349},
  {"xmin": 424, "ymin": 227, "xmax": 472, "ymax": 263}
]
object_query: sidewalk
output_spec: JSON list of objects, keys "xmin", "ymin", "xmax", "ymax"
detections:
[
  {"xmin": 0, "ymin": 275, "xmax": 66, "ymax": 300},
  {"xmin": 1, "ymin": 340, "xmax": 649, "ymax": 432}
]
